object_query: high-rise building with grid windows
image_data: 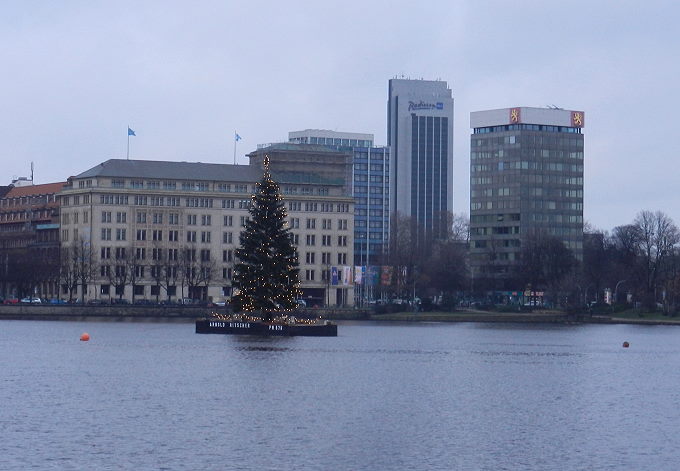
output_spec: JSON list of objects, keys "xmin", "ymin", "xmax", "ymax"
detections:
[
  {"xmin": 469, "ymin": 107, "xmax": 585, "ymax": 289},
  {"xmin": 387, "ymin": 78, "xmax": 454, "ymax": 240}
]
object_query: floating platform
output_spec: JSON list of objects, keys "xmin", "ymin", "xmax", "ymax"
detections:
[{"xmin": 195, "ymin": 314, "xmax": 337, "ymax": 337}]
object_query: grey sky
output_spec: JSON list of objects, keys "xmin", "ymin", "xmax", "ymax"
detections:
[{"xmin": 2, "ymin": 0, "xmax": 677, "ymax": 232}]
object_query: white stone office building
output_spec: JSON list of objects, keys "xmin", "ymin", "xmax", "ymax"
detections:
[
  {"xmin": 387, "ymin": 78, "xmax": 454, "ymax": 239},
  {"xmin": 58, "ymin": 158, "xmax": 355, "ymax": 306}
]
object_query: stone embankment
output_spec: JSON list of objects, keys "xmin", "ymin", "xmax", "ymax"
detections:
[
  {"xmin": 2, "ymin": 305, "xmax": 679, "ymax": 326},
  {"xmin": 0, "ymin": 304, "xmax": 207, "ymax": 322}
]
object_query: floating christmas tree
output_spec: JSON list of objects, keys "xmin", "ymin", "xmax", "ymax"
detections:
[{"xmin": 232, "ymin": 156, "xmax": 301, "ymax": 313}]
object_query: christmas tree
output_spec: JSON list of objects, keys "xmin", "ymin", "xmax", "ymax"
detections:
[{"xmin": 232, "ymin": 157, "xmax": 301, "ymax": 313}]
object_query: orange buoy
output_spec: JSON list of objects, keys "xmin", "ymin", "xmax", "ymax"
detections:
[
  {"xmin": 623, "ymin": 341, "xmax": 629, "ymax": 348},
  {"xmin": 80, "ymin": 332, "xmax": 90, "ymax": 342}
]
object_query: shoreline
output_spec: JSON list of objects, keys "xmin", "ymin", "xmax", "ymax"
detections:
[{"xmin": 1, "ymin": 305, "xmax": 679, "ymax": 326}]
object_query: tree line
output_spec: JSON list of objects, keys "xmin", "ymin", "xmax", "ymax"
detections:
[
  {"xmin": 3, "ymin": 208, "xmax": 680, "ymax": 312},
  {"xmin": 378, "ymin": 209, "xmax": 680, "ymax": 313},
  {"xmin": 0, "ymin": 239, "xmax": 219, "ymax": 303}
]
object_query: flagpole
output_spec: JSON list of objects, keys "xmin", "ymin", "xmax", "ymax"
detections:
[
  {"xmin": 127, "ymin": 125, "xmax": 130, "ymax": 160},
  {"xmin": 233, "ymin": 130, "xmax": 237, "ymax": 165}
]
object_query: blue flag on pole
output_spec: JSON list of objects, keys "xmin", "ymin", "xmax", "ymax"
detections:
[
  {"xmin": 235, "ymin": 132, "xmax": 242, "ymax": 141},
  {"xmin": 128, "ymin": 127, "xmax": 136, "ymax": 136}
]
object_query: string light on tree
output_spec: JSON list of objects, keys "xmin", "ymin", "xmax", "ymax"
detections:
[{"xmin": 232, "ymin": 155, "xmax": 302, "ymax": 314}]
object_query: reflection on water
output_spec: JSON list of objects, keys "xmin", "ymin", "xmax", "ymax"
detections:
[{"xmin": 1, "ymin": 320, "xmax": 680, "ymax": 470}]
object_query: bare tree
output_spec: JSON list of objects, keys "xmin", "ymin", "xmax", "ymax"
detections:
[
  {"xmin": 105, "ymin": 245, "xmax": 133, "ymax": 300},
  {"xmin": 74, "ymin": 237, "xmax": 96, "ymax": 303},
  {"xmin": 60, "ymin": 244, "xmax": 80, "ymax": 302},
  {"xmin": 633, "ymin": 210, "xmax": 680, "ymax": 307},
  {"xmin": 515, "ymin": 232, "xmax": 577, "ymax": 302}
]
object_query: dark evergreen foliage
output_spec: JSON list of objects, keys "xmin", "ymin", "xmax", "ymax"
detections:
[{"xmin": 232, "ymin": 163, "xmax": 301, "ymax": 312}]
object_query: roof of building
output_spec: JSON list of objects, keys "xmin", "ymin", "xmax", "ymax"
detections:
[
  {"xmin": 74, "ymin": 159, "xmax": 262, "ymax": 182},
  {"xmin": 5, "ymin": 182, "xmax": 66, "ymax": 197},
  {"xmin": 250, "ymin": 142, "xmax": 352, "ymax": 155},
  {"xmin": 470, "ymin": 106, "xmax": 585, "ymax": 129},
  {"xmin": 288, "ymin": 129, "xmax": 374, "ymax": 140}
]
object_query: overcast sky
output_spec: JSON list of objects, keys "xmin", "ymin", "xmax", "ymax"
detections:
[{"xmin": 2, "ymin": 0, "xmax": 677, "ymax": 231}]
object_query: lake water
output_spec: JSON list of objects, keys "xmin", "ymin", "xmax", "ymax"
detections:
[{"xmin": 1, "ymin": 319, "xmax": 679, "ymax": 470}]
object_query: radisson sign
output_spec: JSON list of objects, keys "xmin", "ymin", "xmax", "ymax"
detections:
[{"xmin": 408, "ymin": 101, "xmax": 444, "ymax": 112}]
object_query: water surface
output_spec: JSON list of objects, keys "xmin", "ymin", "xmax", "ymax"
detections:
[{"xmin": 1, "ymin": 320, "xmax": 678, "ymax": 470}]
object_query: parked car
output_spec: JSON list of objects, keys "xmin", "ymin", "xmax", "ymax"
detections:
[
  {"xmin": 20, "ymin": 297, "xmax": 42, "ymax": 304},
  {"xmin": 49, "ymin": 298, "xmax": 67, "ymax": 304},
  {"xmin": 111, "ymin": 298, "xmax": 130, "ymax": 305},
  {"xmin": 87, "ymin": 299, "xmax": 107, "ymax": 305},
  {"xmin": 3, "ymin": 298, "xmax": 19, "ymax": 304}
]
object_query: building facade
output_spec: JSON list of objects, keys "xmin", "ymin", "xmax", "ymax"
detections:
[
  {"xmin": 0, "ymin": 182, "xmax": 64, "ymax": 299},
  {"xmin": 469, "ymin": 106, "xmax": 585, "ymax": 289},
  {"xmin": 59, "ymin": 158, "xmax": 355, "ymax": 306},
  {"xmin": 289, "ymin": 129, "xmax": 373, "ymax": 148},
  {"xmin": 387, "ymin": 78, "xmax": 454, "ymax": 239},
  {"xmin": 287, "ymin": 130, "xmax": 390, "ymax": 268}
]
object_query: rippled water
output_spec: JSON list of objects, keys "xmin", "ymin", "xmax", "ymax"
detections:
[{"xmin": 1, "ymin": 320, "xmax": 679, "ymax": 470}]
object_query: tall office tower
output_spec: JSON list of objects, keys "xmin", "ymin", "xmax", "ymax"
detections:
[
  {"xmin": 387, "ymin": 78, "xmax": 454, "ymax": 240},
  {"xmin": 288, "ymin": 130, "xmax": 390, "ymax": 268},
  {"xmin": 469, "ymin": 107, "xmax": 585, "ymax": 289}
]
